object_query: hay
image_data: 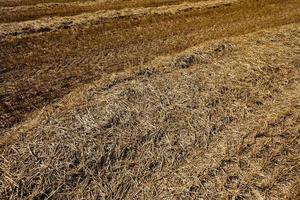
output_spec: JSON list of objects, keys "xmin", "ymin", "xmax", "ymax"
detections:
[{"xmin": 1, "ymin": 24, "xmax": 299, "ymax": 199}]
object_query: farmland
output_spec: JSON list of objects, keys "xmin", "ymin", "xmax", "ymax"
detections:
[{"xmin": 0, "ymin": 0, "xmax": 300, "ymax": 199}]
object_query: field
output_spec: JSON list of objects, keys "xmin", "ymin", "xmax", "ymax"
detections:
[{"xmin": 0, "ymin": 0, "xmax": 300, "ymax": 199}]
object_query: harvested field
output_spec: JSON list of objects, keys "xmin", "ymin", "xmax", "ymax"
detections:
[
  {"xmin": 0, "ymin": 0, "xmax": 300, "ymax": 199},
  {"xmin": 1, "ymin": 0, "xmax": 299, "ymax": 134},
  {"xmin": 0, "ymin": 0, "xmax": 217, "ymax": 23}
]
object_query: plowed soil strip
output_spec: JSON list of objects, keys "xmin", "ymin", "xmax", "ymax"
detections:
[
  {"xmin": 0, "ymin": 0, "xmax": 88, "ymax": 7},
  {"xmin": 0, "ymin": 0, "xmax": 236, "ymax": 35},
  {"xmin": 0, "ymin": 0, "xmax": 209, "ymax": 23},
  {"xmin": 0, "ymin": 0, "xmax": 300, "ymax": 134}
]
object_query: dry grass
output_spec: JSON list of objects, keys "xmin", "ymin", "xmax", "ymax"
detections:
[
  {"xmin": 0, "ymin": 0, "xmax": 299, "ymax": 199},
  {"xmin": 0, "ymin": 24, "xmax": 299, "ymax": 199},
  {"xmin": 1, "ymin": 0, "xmax": 299, "ymax": 134}
]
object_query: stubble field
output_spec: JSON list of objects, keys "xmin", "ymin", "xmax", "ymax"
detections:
[{"xmin": 0, "ymin": 0, "xmax": 299, "ymax": 199}]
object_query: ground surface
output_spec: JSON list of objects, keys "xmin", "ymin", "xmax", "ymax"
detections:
[{"xmin": 0, "ymin": 0, "xmax": 299, "ymax": 199}]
